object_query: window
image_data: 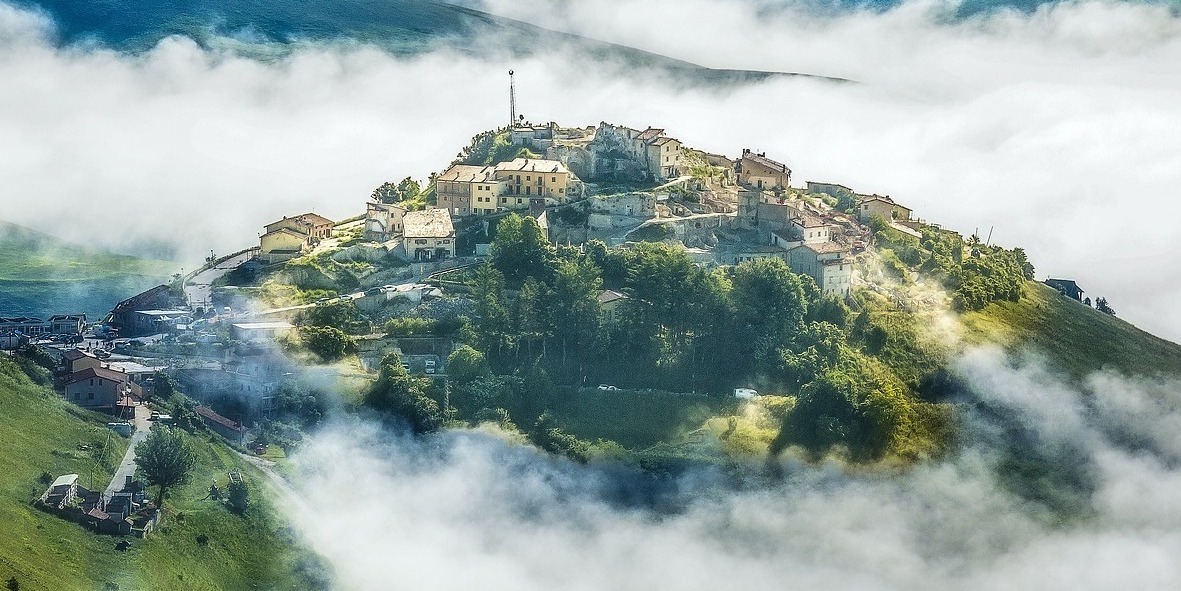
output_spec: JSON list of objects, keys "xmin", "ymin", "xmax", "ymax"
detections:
[
  {"xmin": 443, "ymin": 239, "xmax": 450, "ymax": 244},
  {"xmin": 73, "ymin": 393, "xmax": 79, "ymax": 400},
  {"xmin": 551, "ymin": 176, "xmax": 556, "ymax": 182},
  {"xmin": 526, "ymin": 187, "xmax": 531, "ymax": 195},
  {"xmin": 87, "ymin": 392, "xmax": 94, "ymax": 400},
  {"xmin": 416, "ymin": 239, "xmax": 427, "ymax": 245},
  {"xmin": 559, "ymin": 188, "xmax": 564, "ymax": 194},
  {"xmin": 90, "ymin": 378, "xmax": 94, "ymax": 386},
  {"xmin": 526, "ymin": 176, "xmax": 531, "ymax": 181}
]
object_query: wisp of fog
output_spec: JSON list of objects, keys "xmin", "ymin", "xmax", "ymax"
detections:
[{"xmin": 285, "ymin": 348, "xmax": 1181, "ymax": 590}]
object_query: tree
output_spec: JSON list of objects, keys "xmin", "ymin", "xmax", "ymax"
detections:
[
  {"xmin": 227, "ymin": 479, "xmax": 249, "ymax": 515},
  {"xmin": 371, "ymin": 176, "xmax": 421, "ymax": 204},
  {"xmin": 300, "ymin": 326, "xmax": 356, "ymax": 362},
  {"xmin": 134, "ymin": 427, "xmax": 197, "ymax": 509},
  {"xmin": 529, "ymin": 412, "xmax": 590, "ymax": 463},
  {"xmin": 446, "ymin": 346, "xmax": 488, "ymax": 385},
  {"xmin": 153, "ymin": 371, "xmax": 176, "ymax": 400},
  {"xmin": 1096, "ymin": 297, "xmax": 1116, "ymax": 316},
  {"xmin": 548, "ymin": 258, "xmax": 604, "ymax": 380},
  {"xmin": 490, "ymin": 214, "xmax": 553, "ymax": 283},
  {"xmin": 774, "ymin": 354, "xmax": 915, "ymax": 461},
  {"xmin": 275, "ymin": 383, "xmax": 328, "ymax": 427},
  {"xmin": 732, "ymin": 258, "xmax": 808, "ymax": 370},
  {"xmin": 305, "ymin": 300, "xmax": 358, "ymax": 329},
  {"xmin": 467, "ymin": 262, "xmax": 512, "ymax": 363},
  {"xmin": 363, "ymin": 353, "xmax": 443, "ymax": 434}
]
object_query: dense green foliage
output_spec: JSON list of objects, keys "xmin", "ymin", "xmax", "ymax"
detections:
[
  {"xmin": 437, "ymin": 224, "xmax": 954, "ymax": 460},
  {"xmin": 363, "ymin": 353, "xmax": 443, "ymax": 434},
  {"xmin": 455, "ymin": 130, "xmax": 538, "ymax": 167},
  {"xmin": 226, "ymin": 479, "xmax": 249, "ymax": 515},
  {"xmin": 872, "ymin": 220, "xmax": 1032, "ymax": 311},
  {"xmin": 371, "ymin": 177, "xmax": 421, "ymax": 204},
  {"xmin": 298, "ymin": 326, "xmax": 356, "ymax": 362}
]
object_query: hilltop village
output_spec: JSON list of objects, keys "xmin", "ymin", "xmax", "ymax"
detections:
[
  {"xmin": 1, "ymin": 118, "xmax": 1113, "ymax": 524},
  {"xmin": 261, "ymin": 121, "xmax": 918, "ymax": 296}
]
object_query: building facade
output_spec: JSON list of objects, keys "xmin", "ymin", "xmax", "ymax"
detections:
[
  {"xmin": 401, "ymin": 209, "xmax": 456, "ymax": 261},
  {"xmin": 737, "ymin": 150, "xmax": 791, "ymax": 191}
]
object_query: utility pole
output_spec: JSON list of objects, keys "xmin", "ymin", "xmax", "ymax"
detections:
[{"xmin": 508, "ymin": 69, "xmax": 516, "ymax": 129}]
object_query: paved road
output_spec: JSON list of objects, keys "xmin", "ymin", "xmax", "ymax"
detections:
[
  {"xmin": 104, "ymin": 404, "xmax": 151, "ymax": 501},
  {"xmin": 185, "ymin": 250, "xmax": 256, "ymax": 311}
]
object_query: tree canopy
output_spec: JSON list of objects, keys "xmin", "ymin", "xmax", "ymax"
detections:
[
  {"xmin": 134, "ymin": 426, "xmax": 197, "ymax": 508},
  {"xmin": 363, "ymin": 353, "xmax": 443, "ymax": 434}
]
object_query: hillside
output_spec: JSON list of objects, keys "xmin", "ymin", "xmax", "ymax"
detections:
[
  {"xmin": 962, "ymin": 281, "xmax": 1181, "ymax": 380},
  {"xmin": 0, "ymin": 221, "xmax": 174, "ymax": 320},
  {"xmin": 20, "ymin": 0, "xmax": 833, "ymax": 84},
  {"xmin": 0, "ymin": 356, "xmax": 325, "ymax": 591}
]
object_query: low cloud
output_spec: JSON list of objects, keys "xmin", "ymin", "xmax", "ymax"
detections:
[
  {"xmin": 1, "ymin": 0, "xmax": 1180, "ymax": 340},
  {"xmin": 284, "ymin": 349, "xmax": 1181, "ymax": 590}
]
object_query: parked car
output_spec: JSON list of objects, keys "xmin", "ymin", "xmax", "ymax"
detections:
[
  {"xmin": 365, "ymin": 287, "xmax": 383, "ymax": 296},
  {"xmin": 597, "ymin": 384, "xmax": 618, "ymax": 391},
  {"xmin": 424, "ymin": 359, "xmax": 437, "ymax": 374},
  {"xmin": 94, "ymin": 350, "xmax": 112, "ymax": 359}
]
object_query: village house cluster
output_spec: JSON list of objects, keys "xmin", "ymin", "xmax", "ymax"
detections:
[
  {"xmin": 0, "ymin": 314, "xmax": 87, "ymax": 350},
  {"xmin": 353, "ymin": 121, "xmax": 693, "ymax": 264},
  {"xmin": 38, "ymin": 472, "xmax": 156, "ymax": 538},
  {"xmin": 258, "ymin": 212, "xmax": 335, "ymax": 263},
  {"xmin": 728, "ymin": 151, "xmax": 918, "ymax": 296}
]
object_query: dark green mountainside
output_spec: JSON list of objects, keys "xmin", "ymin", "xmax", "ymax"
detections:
[{"xmin": 15, "ymin": 0, "xmax": 847, "ymax": 85}]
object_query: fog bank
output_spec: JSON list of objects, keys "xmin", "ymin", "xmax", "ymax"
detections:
[{"xmin": 284, "ymin": 349, "xmax": 1181, "ymax": 590}]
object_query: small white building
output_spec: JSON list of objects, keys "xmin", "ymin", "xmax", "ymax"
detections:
[{"xmin": 231, "ymin": 322, "xmax": 295, "ymax": 342}]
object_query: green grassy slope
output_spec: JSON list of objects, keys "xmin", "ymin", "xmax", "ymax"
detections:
[
  {"xmin": 961, "ymin": 282, "xmax": 1181, "ymax": 380},
  {"xmin": 0, "ymin": 221, "xmax": 173, "ymax": 282},
  {"xmin": 0, "ymin": 357, "xmax": 323, "ymax": 591},
  {"xmin": 0, "ymin": 359, "xmax": 132, "ymax": 589},
  {"xmin": 0, "ymin": 220, "xmax": 175, "ymax": 320}
]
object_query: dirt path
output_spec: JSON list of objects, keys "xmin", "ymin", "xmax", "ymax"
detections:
[{"xmin": 103, "ymin": 404, "xmax": 151, "ymax": 501}]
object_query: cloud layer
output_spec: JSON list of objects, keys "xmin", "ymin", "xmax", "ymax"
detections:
[
  {"xmin": 1, "ymin": 0, "xmax": 1180, "ymax": 340},
  {"xmin": 286, "ymin": 349, "xmax": 1181, "ymax": 590}
]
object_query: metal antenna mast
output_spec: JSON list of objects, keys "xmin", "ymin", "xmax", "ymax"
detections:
[{"xmin": 509, "ymin": 70, "xmax": 516, "ymax": 129}]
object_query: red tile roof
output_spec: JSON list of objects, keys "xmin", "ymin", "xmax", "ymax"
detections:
[
  {"xmin": 65, "ymin": 366, "xmax": 130, "ymax": 385},
  {"xmin": 62, "ymin": 348, "xmax": 95, "ymax": 361},
  {"xmin": 195, "ymin": 406, "xmax": 247, "ymax": 433}
]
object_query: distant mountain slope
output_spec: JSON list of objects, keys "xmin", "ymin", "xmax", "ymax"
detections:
[
  {"xmin": 961, "ymin": 282, "xmax": 1181, "ymax": 380},
  {"xmin": 15, "ymin": 0, "xmax": 847, "ymax": 84},
  {"xmin": 0, "ymin": 221, "xmax": 172, "ymax": 282},
  {"xmin": 0, "ymin": 220, "xmax": 173, "ymax": 319}
]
